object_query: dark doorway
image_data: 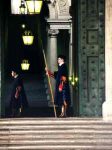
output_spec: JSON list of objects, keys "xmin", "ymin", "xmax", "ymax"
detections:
[{"xmin": 4, "ymin": 1, "xmax": 54, "ymax": 118}]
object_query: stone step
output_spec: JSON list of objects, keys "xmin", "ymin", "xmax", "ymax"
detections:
[
  {"xmin": 0, "ymin": 118, "xmax": 112, "ymax": 150},
  {"xmin": 1, "ymin": 130, "xmax": 112, "ymax": 135},
  {"xmin": 0, "ymin": 117, "xmax": 108, "ymax": 121},
  {"xmin": 0, "ymin": 142, "xmax": 112, "ymax": 149},
  {"xmin": 1, "ymin": 124, "xmax": 112, "ymax": 129},
  {"xmin": 0, "ymin": 145, "xmax": 112, "ymax": 150},
  {"xmin": 0, "ymin": 118, "xmax": 111, "ymax": 124},
  {"xmin": 1, "ymin": 134, "xmax": 112, "ymax": 139}
]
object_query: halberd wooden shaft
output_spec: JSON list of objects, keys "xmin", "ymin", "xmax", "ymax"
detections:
[{"xmin": 42, "ymin": 49, "xmax": 57, "ymax": 118}]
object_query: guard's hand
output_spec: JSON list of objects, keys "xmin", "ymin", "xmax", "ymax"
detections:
[
  {"xmin": 15, "ymin": 94, "xmax": 19, "ymax": 99},
  {"xmin": 45, "ymin": 67, "xmax": 48, "ymax": 75},
  {"xmin": 59, "ymin": 82, "xmax": 63, "ymax": 92},
  {"xmin": 61, "ymin": 76, "xmax": 67, "ymax": 82}
]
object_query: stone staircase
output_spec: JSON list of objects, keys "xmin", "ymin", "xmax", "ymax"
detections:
[
  {"xmin": 5, "ymin": 74, "xmax": 73, "ymax": 117},
  {"xmin": 24, "ymin": 75, "xmax": 48, "ymax": 107},
  {"xmin": 0, "ymin": 118, "xmax": 112, "ymax": 150},
  {"xmin": 5, "ymin": 74, "xmax": 52, "ymax": 117},
  {"xmin": 5, "ymin": 74, "xmax": 48, "ymax": 108}
]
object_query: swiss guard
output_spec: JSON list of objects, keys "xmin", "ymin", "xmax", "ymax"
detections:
[{"xmin": 45, "ymin": 55, "xmax": 71, "ymax": 117}]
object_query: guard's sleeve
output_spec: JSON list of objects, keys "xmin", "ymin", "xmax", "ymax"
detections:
[
  {"xmin": 15, "ymin": 86, "xmax": 22, "ymax": 99},
  {"xmin": 54, "ymin": 71, "xmax": 58, "ymax": 79}
]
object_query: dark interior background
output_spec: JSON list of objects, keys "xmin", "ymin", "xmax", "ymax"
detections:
[{"xmin": 5, "ymin": 1, "xmax": 49, "ymax": 77}]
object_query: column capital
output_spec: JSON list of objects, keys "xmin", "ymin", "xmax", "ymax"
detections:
[
  {"xmin": 46, "ymin": 0, "xmax": 56, "ymax": 6},
  {"xmin": 48, "ymin": 29, "xmax": 59, "ymax": 37},
  {"xmin": 50, "ymin": 0, "xmax": 56, "ymax": 6}
]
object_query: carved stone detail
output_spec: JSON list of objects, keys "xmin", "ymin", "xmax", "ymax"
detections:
[
  {"xmin": 47, "ymin": 0, "xmax": 71, "ymax": 19},
  {"xmin": 56, "ymin": 0, "xmax": 70, "ymax": 18},
  {"xmin": 47, "ymin": 1, "xmax": 58, "ymax": 19},
  {"xmin": 46, "ymin": 19, "xmax": 72, "ymax": 30},
  {"xmin": 50, "ymin": 0, "xmax": 56, "ymax": 6},
  {"xmin": 48, "ymin": 29, "xmax": 59, "ymax": 36}
]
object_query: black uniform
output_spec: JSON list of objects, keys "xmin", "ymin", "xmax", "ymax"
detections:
[
  {"xmin": 10, "ymin": 75, "xmax": 28, "ymax": 117},
  {"xmin": 54, "ymin": 63, "xmax": 71, "ymax": 106}
]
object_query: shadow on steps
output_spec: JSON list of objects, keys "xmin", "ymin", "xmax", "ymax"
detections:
[{"xmin": 5, "ymin": 107, "xmax": 74, "ymax": 118}]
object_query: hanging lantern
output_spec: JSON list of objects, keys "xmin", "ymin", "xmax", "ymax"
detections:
[
  {"xmin": 25, "ymin": 0, "xmax": 43, "ymax": 14},
  {"xmin": 11, "ymin": 0, "xmax": 43, "ymax": 14},
  {"xmin": 22, "ymin": 30, "xmax": 34, "ymax": 45},
  {"xmin": 21, "ymin": 59, "xmax": 30, "ymax": 70}
]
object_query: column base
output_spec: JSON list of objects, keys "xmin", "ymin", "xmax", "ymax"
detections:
[{"xmin": 102, "ymin": 101, "xmax": 112, "ymax": 121}]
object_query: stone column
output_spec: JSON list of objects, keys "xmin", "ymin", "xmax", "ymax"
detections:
[
  {"xmin": 44, "ymin": 32, "xmax": 50, "ymax": 101},
  {"xmin": 46, "ymin": 32, "xmax": 50, "ymax": 69},
  {"xmin": 68, "ymin": 21, "xmax": 74, "ymax": 106},
  {"xmin": 102, "ymin": 0, "xmax": 112, "ymax": 120},
  {"xmin": 69, "ymin": 21, "xmax": 73, "ymax": 78},
  {"xmin": 47, "ymin": 29, "xmax": 59, "ymax": 105},
  {"xmin": 48, "ymin": 29, "xmax": 59, "ymax": 72}
]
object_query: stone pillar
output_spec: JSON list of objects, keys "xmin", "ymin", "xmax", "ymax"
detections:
[
  {"xmin": 102, "ymin": 0, "xmax": 112, "ymax": 120},
  {"xmin": 44, "ymin": 33, "xmax": 50, "ymax": 101},
  {"xmin": 46, "ymin": 32, "xmax": 50, "ymax": 69},
  {"xmin": 68, "ymin": 22, "xmax": 73, "ymax": 106},
  {"xmin": 48, "ymin": 29, "xmax": 59, "ymax": 72},
  {"xmin": 69, "ymin": 21, "xmax": 73, "ymax": 78},
  {"xmin": 47, "ymin": 29, "xmax": 59, "ymax": 105}
]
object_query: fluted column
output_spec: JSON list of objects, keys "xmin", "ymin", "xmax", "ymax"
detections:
[
  {"xmin": 46, "ymin": 32, "xmax": 50, "ymax": 69},
  {"xmin": 47, "ymin": 29, "xmax": 59, "ymax": 104},
  {"xmin": 68, "ymin": 22, "xmax": 72, "ymax": 105},
  {"xmin": 102, "ymin": 0, "xmax": 112, "ymax": 120},
  {"xmin": 69, "ymin": 21, "xmax": 73, "ymax": 78},
  {"xmin": 48, "ymin": 29, "xmax": 59, "ymax": 72}
]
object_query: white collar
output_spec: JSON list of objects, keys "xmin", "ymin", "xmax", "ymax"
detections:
[
  {"xmin": 59, "ymin": 62, "xmax": 64, "ymax": 66},
  {"xmin": 14, "ymin": 74, "xmax": 18, "ymax": 78}
]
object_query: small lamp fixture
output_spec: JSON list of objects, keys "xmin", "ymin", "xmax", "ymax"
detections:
[
  {"xmin": 19, "ymin": 0, "xmax": 26, "ymax": 14},
  {"xmin": 25, "ymin": 0, "xmax": 43, "ymax": 14},
  {"xmin": 21, "ymin": 59, "xmax": 30, "ymax": 70},
  {"xmin": 69, "ymin": 74, "xmax": 78, "ymax": 86},
  {"xmin": 22, "ymin": 30, "xmax": 34, "ymax": 45},
  {"xmin": 69, "ymin": 76, "xmax": 72, "ymax": 81},
  {"xmin": 71, "ymin": 74, "xmax": 75, "ymax": 86}
]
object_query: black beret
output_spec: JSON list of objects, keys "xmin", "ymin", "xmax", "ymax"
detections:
[
  {"xmin": 58, "ymin": 54, "xmax": 66, "ymax": 61},
  {"xmin": 11, "ymin": 67, "xmax": 19, "ymax": 74}
]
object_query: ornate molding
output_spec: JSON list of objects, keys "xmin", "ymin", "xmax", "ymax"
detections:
[
  {"xmin": 56, "ymin": 0, "xmax": 70, "ymax": 19},
  {"xmin": 47, "ymin": 0, "xmax": 58, "ymax": 19},
  {"xmin": 47, "ymin": 0, "xmax": 71, "ymax": 19},
  {"xmin": 48, "ymin": 29, "xmax": 59, "ymax": 36},
  {"xmin": 47, "ymin": 19, "xmax": 72, "ymax": 30},
  {"xmin": 50, "ymin": 0, "xmax": 56, "ymax": 6}
]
